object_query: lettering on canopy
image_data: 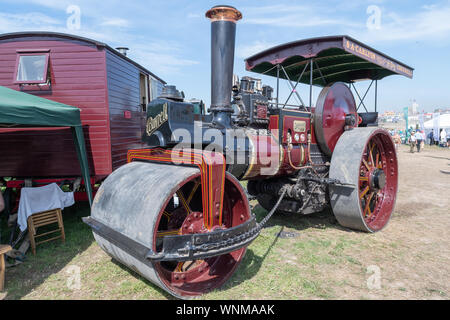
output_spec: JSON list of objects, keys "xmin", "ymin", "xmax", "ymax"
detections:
[{"xmin": 343, "ymin": 38, "xmax": 413, "ymax": 78}]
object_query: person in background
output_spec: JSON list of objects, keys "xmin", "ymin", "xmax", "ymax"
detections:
[
  {"xmin": 408, "ymin": 131, "xmax": 417, "ymax": 153},
  {"xmin": 415, "ymin": 130, "xmax": 423, "ymax": 152},
  {"xmin": 393, "ymin": 131, "xmax": 402, "ymax": 152},
  {"xmin": 428, "ymin": 130, "xmax": 434, "ymax": 145},
  {"xmin": 441, "ymin": 129, "xmax": 448, "ymax": 147},
  {"xmin": 420, "ymin": 130, "xmax": 425, "ymax": 151}
]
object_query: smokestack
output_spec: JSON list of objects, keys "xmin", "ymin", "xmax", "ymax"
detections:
[{"xmin": 206, "ymin": 5, "xmax": 242, "ymax": 128}]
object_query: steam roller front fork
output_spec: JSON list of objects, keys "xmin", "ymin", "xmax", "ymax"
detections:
[{"xmin": 83, "ymin": 148, "xmax": 261, "ymax": 298}]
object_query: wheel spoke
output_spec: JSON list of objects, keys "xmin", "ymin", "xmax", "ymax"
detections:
[
  {"xmin": 369, "ymin": 143, "xmax": 375, "ymax": 167},
  {"xmin": 363, "ymin": 192, "xmax": 375, "ymax": 217},
  {"xmin": 186, "ymin": 180, "xmax": 200, "ymax": 205},
  {"xmin": 360, "ymin": 186, "xmax": 370, "ymax": 199},
  {"xmin": 175, "ymin": 262, "xmax": 184, "ymax": 272},
  {"xmin": 366, "ymin": 195, "xmax": 377, "ymax": 219},
  {"xmin": 157, "ymin": 229, "xmax": 181, "ymax": 238},
  {"xmin": 162, "ymin": 210, "xmax": 172, "ymax": 221},
  {"xmin": 175, "ymin": 260, "xmax": 197, "ymax": 273},
  {"xmin": 375, "ymin": 152, "xmax": 380, "ymax": 169},
  {"xmin": 177, "ymin": 190, "xmax": 191, "ymax": 214},
  {"xmin": 362, "ymin": 159, "xmax": 371, "ymax": 171}
]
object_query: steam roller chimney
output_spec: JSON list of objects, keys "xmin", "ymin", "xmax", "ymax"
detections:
[{"xmin": 206, "ymin": 5, "xmax": 242, "ymax": 128}]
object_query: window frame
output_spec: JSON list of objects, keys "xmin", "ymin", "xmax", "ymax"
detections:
[{"xmin": 13, "ymin": 49, "xmax": 50, "ymax": 85}]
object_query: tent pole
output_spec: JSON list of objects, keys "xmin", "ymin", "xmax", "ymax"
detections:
[{"xmin": 71, "ymin": 126, "xmax": 93, "ymax": 206}]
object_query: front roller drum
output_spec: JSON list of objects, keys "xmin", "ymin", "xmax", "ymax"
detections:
[
  {"xmin": 329, "ymin": 127, "xmax": 398, "ymax": 232},
  {"xmin": 90, "ymin": 161, "xmax": 251, "ymax": 298}
]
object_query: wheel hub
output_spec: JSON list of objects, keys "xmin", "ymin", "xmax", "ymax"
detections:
[
  {"xmin": 180, "ymin": 211, "xmax": 206, "ymax": 235},
  {"xmin": 369, "ymin": 168, "xmax": 386, "ymax": 190}
]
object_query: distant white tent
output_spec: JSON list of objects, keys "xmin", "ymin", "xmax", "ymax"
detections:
[{"xmin": 424, "ymin": 113, "xmax": 450, "ymax": 130}]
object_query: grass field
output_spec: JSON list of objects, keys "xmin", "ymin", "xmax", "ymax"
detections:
[{"xmin": 1, "ymin": 144, "xmax": 449, "ymax": 300}]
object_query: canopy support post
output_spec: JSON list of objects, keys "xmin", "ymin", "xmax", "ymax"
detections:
[
  {"xmin": 315, "ymin": 60, "xmax": 327, "ymax": 85},
  {"xmin": 280, "ymin": 65, "xmax": 306, "ymax": 109},
  {"xmin": 276, "ymin": 64, "xmax": 280, "ymax": 109},
  {"xmin": 375, "ymin": 80, "xmax": 378, "ymax": 112},
  {"xmin": 309, "ymin": 59, "xmax": 313, "ymax": 108},
  {"xmin": 71, "ymin": 126, "xmax": 93, "ymax": 206},
  {"xmin": 282, "ymin": 61, "xmax": 309, "ymax": 109},
  {"xmin": 352, "ymin": 81, "xmax": 374, "ymax": 113}
]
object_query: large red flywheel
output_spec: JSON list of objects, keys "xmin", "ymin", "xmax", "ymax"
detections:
[{"xmin": 314, "ymin": 82, "xmax": 358, "ymax": 156}]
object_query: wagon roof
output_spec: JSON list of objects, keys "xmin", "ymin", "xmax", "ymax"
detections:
[
  {"xmin": 0, "ymin": 31, "xmax": 166, "ymax": 84},
  {"xmin": 245, "ymin": 35, "xmax": 413, "ymax": 86}
]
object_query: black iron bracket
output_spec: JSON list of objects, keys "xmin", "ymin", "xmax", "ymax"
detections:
[
  {"xmin": 147, "ymin": 215, "xmax": 259, "ymax": 261},
  {"xmin": 298, "ymin": 175, "xmax": 355, "ymax": 188},
  {"xmin": 83, "ymin": 215, "xmax": 260, "ymax": 263}
]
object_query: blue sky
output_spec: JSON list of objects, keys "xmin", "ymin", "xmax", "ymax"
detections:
[{"xmin": 1, "ymin": 0, "xmax": 450, "ymax": 112}]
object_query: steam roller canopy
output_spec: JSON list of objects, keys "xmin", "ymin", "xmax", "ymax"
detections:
[
  {"xmin": 329, "ymin": 127, "xmax": 398, "ymax": 232},
  {"xmin": 90, "ymin": 161, "xmax": 251, "ymax": 298},
  {"xmin": 314, "ymin": 82, "xmax": 358, "ymax": 156}
]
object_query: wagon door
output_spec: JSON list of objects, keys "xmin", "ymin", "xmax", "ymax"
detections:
[{"xmin": 139, "ymin": 72, "xmax": 150, "ymax": 135}]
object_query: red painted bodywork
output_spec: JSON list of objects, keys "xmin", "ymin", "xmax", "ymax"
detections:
[
  {"xmin": 243, "ymin": 132, "xmax": 282, "ymax": 179},
  {"xmin": 127, "ymin": 148, "xmax": 226, "ymax": 230},
  {"xmin": 0, "ymin": 32, "xmax": 164, "ymax": 182},
  {"xmin": 241, "ymin": 109, "xmax": 326, "ymax": 179},
  {"xmin": 267, "ymin": 111, "xmax": 321, "ymax": 176}
]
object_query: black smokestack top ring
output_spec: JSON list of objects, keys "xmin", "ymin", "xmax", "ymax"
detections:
[{"xmin": 206, "ymin": 5, "xmax": 242, "ymax": 128}]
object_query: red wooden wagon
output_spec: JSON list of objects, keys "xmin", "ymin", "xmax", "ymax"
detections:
[{"xmin": 0, "ymin": 32, "xmax": 165, "ymax": 204}]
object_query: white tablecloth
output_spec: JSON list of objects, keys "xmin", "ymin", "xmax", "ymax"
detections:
[{"xmin": 17, "ymin": 183, "xmax": 74, "ymax": 231}]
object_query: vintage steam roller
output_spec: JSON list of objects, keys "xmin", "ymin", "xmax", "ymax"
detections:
[{"xmin": 83, "ymin": 5, "xmax": 413, "ymax": 298}]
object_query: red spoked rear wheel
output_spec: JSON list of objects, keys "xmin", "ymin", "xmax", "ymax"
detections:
[{"xmin": 329, "ymin": 127, "xmax": 398, "ymax": 232}]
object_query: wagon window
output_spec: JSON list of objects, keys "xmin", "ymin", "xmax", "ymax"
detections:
[{"xmin": 15, "ymin": 53, "xmax": 49, "ymax": 84}]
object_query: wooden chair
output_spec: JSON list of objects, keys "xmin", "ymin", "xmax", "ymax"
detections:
[
  {"xmin": 27, "ymin": 208, "xmax": 65, "ymax": 255},
  {"xmin": 0, "ymin": 244, "xmax": 12, "ymax": 292}
]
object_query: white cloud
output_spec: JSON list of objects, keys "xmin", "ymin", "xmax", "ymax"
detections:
[
  {"xmin": 236, "ymin": 40, "xmax": 277, "ymax": 59},
  {"xmin": 241, "ymin": 4, "xmax": 360, "ymax": 28},
  {"xmin": 0, "ymin": 2, "xmax": 198, "ymax": 76},
  {"xmin": 351, "ymin": 3, "xmax": 450, "ymax": 42},
  {"xmin": 0, "ymin": 12, "xmax": 62, "ymax": 32},
  {"xmin": 187, "ymin": 13, "xmax": 201, "ymax": 19},
  {"xmin": 26, "ymin": 0, "xmax": 69, "ymax": 10},
  {"xmin": 100, "ymin": 18, "xmax": 130, "ymax": 28},
  {"xmin": 130, "ymin": 42, "xmax": 198, "ymax": 75}
]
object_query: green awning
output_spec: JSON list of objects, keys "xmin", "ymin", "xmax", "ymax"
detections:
[{"xmin": 0, "ymin": 86, "xmax": 93, "ymax": 205}]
